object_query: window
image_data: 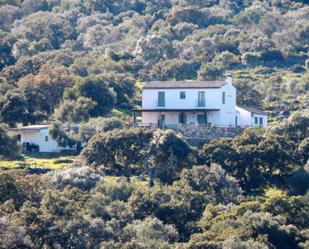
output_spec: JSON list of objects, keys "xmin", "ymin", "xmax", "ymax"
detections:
[
  {"xmin": 198, "ymin": 91, "xmax": 205, "ymax": 107},
  {"xmin": 259, "ymin": 117, "xmax": 263, "ymax": 126},
  {"xmin": 45, "ymin": 136, "xmax": 48, "ymax": 142},
  {"xmin": 255, "ymin": 117, "xmax": 258, "ymax": 124},
  {"xmin": 197, "ymin": 114, "xmax": 207, "ymax": 124},
  {"xmin": 180, "ymin": 91, "xmax": 186, "ymax": 99},
  {"xmin": 222, "ymin": 92, "xmax": 226, "ymax": 104},
  {"xmin": 179, "ymin": 113, "xmax": 187, "ymax": 124},
  {"xmin": 158, "ymin": 91, "xmax": 165, "ymax": 107}
]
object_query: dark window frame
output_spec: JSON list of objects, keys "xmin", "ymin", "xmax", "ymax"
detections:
[
  {"xmin": 198, "ymin": 91, "xmax": 205, "ymax": 107},
  {"xmin": 255, "ymin": 117, "xmax": 258, "ymax": 124},
  {"xmin": 179, "ymin": 113, "xmax": 187, "ymax": 124},
  {"xmin": 158, "ymin": 91, "xmax": 165, "ymax": 107}
]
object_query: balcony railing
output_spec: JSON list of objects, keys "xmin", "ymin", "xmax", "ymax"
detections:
[
  {"xmin": 195, "ymin": 100, "xmax": 206, "ymax": 108},
  {"xmin": 154, "ymin": 99, "xmax": 208, "ymax": 108},
  {"xmin": 132, "ymin": 123, "xmax": 253, "ymax": 129}
]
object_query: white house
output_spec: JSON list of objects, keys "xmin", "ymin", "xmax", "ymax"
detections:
[
  {"xmin": 10, "ymin": 125, "xmax": 76, "ymax": 153},
  {"xmin": 134, "ymin": 75, "xmax": 267, "ymax": 128}
]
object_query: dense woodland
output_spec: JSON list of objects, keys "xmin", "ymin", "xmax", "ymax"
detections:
[
  {"xmin": 0, "ymin": 0, "xmax": 309, "ymax": 248},
  {"xmin": 0, "ymin": 0, "xmax": 309, "ymax": 127},
  {"xmin": 0, "ymin": 111, "xmax": 309, "ymax": 248}
]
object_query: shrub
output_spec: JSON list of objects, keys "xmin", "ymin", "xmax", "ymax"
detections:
[
  {"xmin": 81, "ymin": 128, "xmax": 153, "ymax": 177},
  {"xmin": 0, "ymin": 125, "xmax": 19, "ymax": 160},
  {"xmin": 94, "ymin": 177, "xmax": 133, "ymax": 202},
  {"xmin": 198, "ymin": 63, "xmax": 224, "ymax": 80},
  {"xmin": 79, "ymin": 117, "xmax": 124, "ymax": 143},
  {"xmin": 289, "ymin": 64, "xmax": 306, "ymax": 74},
  {"xmin": 0, "ymin": 217, "xmax": 33, "ymax": 249},
  {"xmin": 178, "ymin": 164, "xmax": 242, "ymax": 204},
  {"xmin": 288, "ymin": 163, "xmax": 309, "ymax": 195},
  {"xmin": 260, "ymin": 50, "xmax": 284, "ymax": 62},
  {"xmin": 242, "ymin": 52, "xmax": 261, "ymax": 67},
  {"xmin": 213, "ymin": 51, "xmax": 241, "ymax": 70},
  {"xmin": 122, "ymin": 216, "xmax": 179, "ymax": 244},
  {"xmin": 47, "ymin": 166, "xmax": 101, "ymax": 190}
]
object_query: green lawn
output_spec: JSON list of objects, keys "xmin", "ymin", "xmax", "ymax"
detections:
[{"xmin": 0, "ymin": 155, "xmax": 77, "ymax": 170}]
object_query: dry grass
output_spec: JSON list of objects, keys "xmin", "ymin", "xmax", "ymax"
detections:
[{"xmin": 0, "ymin": 155, "xmax": 77, "ymax": 170}]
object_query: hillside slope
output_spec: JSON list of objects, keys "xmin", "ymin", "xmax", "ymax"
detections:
[{"xmin": 0, "ymin": 0, "xmax": 308, "ymax": 127}]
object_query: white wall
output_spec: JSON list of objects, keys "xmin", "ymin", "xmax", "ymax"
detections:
[
  {"xmin": 142, "ymin": 111, "xmax": 220, "ymax": 126},
  {"xmin": 236, "ymin": 106, "xmax": 252, "ymax": 127},
  {"xmin": 20, "ymin": 128, "xmax": 75, "ymax": 152},
  {"xmin": 142, "ymin": 88, "xmax": 225, "ymax": 109},
  {"xmin": 141, "ymin": 81, "xmax": 237, "ymax": 126},
  {"xmin": 252, "ymin": 113, "xmax": 268, "ymax": 128},
  {"xmin": 218, "ymin": 83, "xmax": 237, "ymax": 126}
]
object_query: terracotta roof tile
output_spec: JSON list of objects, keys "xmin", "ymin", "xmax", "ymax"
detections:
[
  {"xmin": 143, "ymin": 80, "xmax": 227, "ymax": 89},
  {"xmin": 10, "ymin": 125, "xmax": 50, "ymax": 131}
]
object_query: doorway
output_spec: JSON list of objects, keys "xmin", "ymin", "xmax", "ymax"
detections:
[
  {"xmin": 197, "ymin": 113, "xmax": 207, "ymax": 125},
  {"xmin": 158, "ymin": 114, "xmax": 165, "ymax": 128},
  {"xmin": 179, "ymin": 113, "xmax": 187, "ymax": 124}
]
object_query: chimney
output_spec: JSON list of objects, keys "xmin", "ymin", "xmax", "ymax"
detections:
[{"xmin": 226, "ymin": 73, "xmax": 233, "ymax": 85}]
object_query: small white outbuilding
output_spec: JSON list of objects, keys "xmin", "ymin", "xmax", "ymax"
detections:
[
  {"xmin": 236, "ymin": 106, "xmax": 268, "ymax": 128},
  {"xmin": 11, "ymin": 125, "xmax": 76, "ymax": 153}
]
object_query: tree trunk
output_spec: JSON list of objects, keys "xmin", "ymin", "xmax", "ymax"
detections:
[
  {"xmin": 125, "ymin": 164, "xmax": 131, "ymax": 182},
  {"xmin": 149, "ymin": 169, "xmax": 155, "ymax": 187},
  {"xmin": 76, "ymin": 142, "xmax": 82, "ymax": 154}
]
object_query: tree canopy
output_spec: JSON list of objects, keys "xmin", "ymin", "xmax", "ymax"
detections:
[
  {"xmin": 0, "ymin": 0, "xmax": 309, "ymax": 126},
  {"xmin": 0, "ymin": 1, "xmax": 309, "ymax": 248},
  {"xmin": 0, "ymin": 124, "xmax": 19, "ymax": 159}
]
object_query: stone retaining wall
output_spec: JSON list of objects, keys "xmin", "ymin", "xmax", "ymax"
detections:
[
  {"xmin": 175, "ymin": 125, "xmax": 243, "ymax": 141},
  {"xmin": 133, "ymin": 123, "xmax": 245, "ymax": 146}
]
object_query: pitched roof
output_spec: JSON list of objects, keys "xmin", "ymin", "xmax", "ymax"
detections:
[
  {"xmin": 10, "ymin": 125, "xmax": 50, "ymax": 131},
  {"xmin": 238, "ymin": 106, "xmax": 268, "ymax": 115},
  {"xmin": 143, "ymin": 80, "xmax": 227, "ymax": 89},
  {"xmin": 134, "ymin": 108, "xmax": 220, "ymax": 112}
]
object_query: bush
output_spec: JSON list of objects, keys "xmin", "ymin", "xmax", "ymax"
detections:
[
  {"xmin": 79, "ymin": 117, "xmax": 124, "ymax": 143},
  {"xmin": 198, "ymin": 63, "xmax": 224, "ymax": 80},
  {"xmin": 0, "ymin": 217, "xmax": 33, "ymax": 249},
  {"xmin": 94, "ymin": 177, "xmax": 133, "ymax": 201},
  {"xmin": 47, "ymin": 166, "xmax": 101, "ymax": 190},
  {"xmin": 242, "ymin": 52, "xmax": 261, "ymax": 67},
  {"xmin": 65, "ymin": 76, "xmax": 116, "ymax": 117},
  {"xmin": 213, "ymin": 51, "xmax": 241, "ymax": 70},
  {"xmin": 122, "ymin": 216, "xmax": 179, "ymax": 245},
  {"xmin": 148, "ymin": 59, "xmax": 199, "ymax": 81},
  {"xmin": 0, "ymin": 125, "xmax": 19, "ymax": 160},
  {"xmin": 260, "ymin": 50, "xmax": 284, "ymax": 62},
  {"xmin": 178, "ymin": 164, "xmax": 242, "ymax": 204},
  {"xmin": 81, "ymin": 128, "xmax": 154, "ymax": 177},
  {"xmin": 288, "ymin": 163, "xmax": 309, "ymax": 195},
  {"xmin": 222, "ymin": 237, "xmax": 268, "ymax": 249},
  {"xmin": 289, "ymin": 64, "xmax": 306, "ymax": 74}
]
